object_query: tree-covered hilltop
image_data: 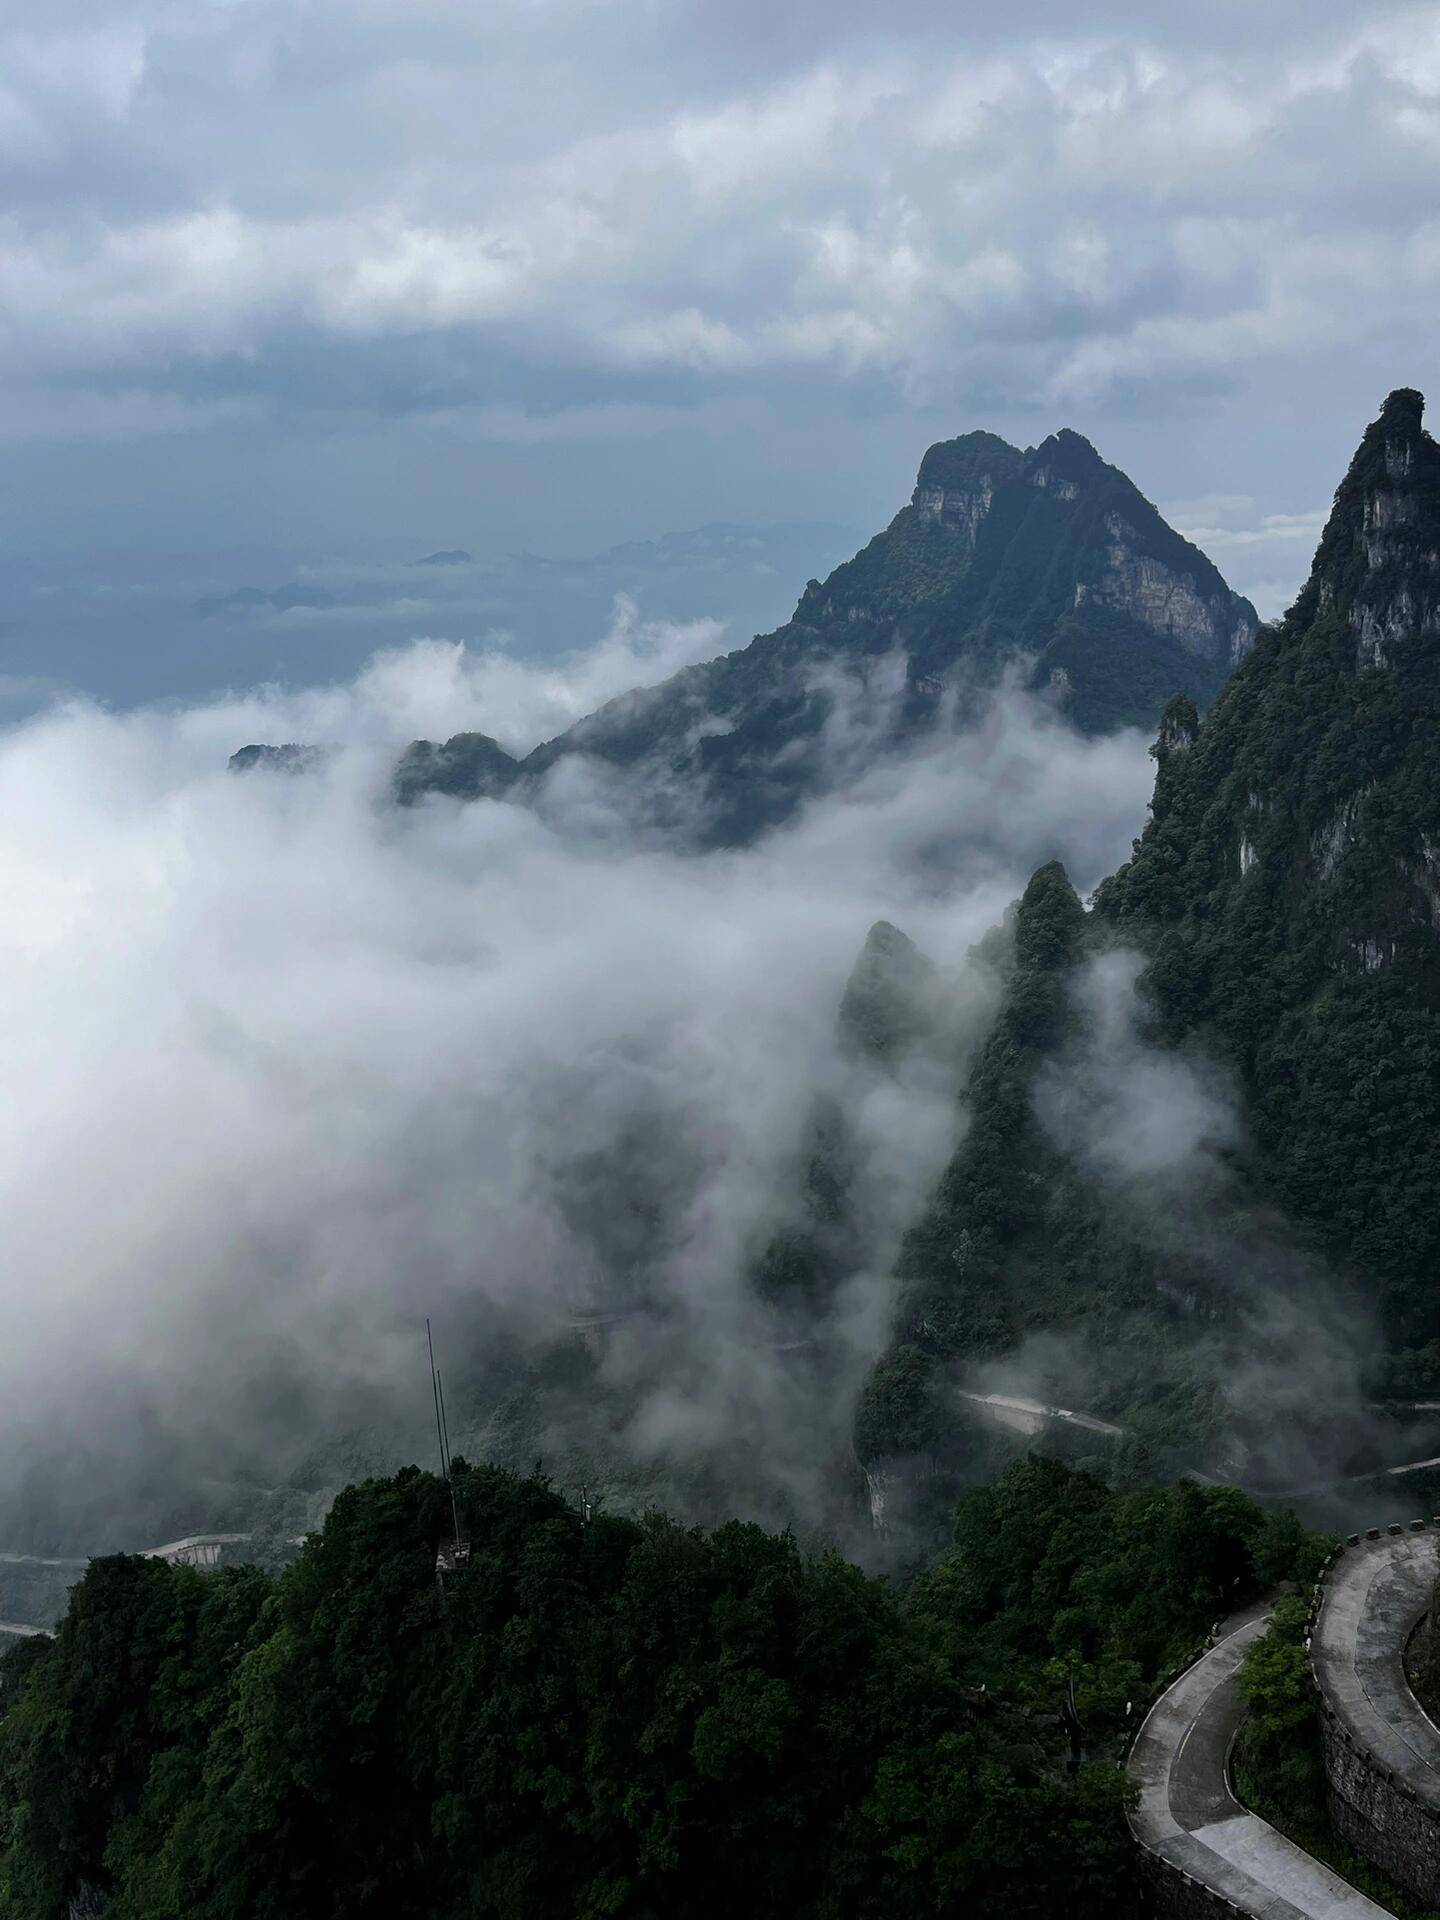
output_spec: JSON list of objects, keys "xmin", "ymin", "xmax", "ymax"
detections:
[
  {"xmin": 0, "ymin": 1458, "xmax": 1322, "ymax": 1920},
  {"xmin": 386, "ymin": 427, "xmax": 1256, "ymax": 842}
]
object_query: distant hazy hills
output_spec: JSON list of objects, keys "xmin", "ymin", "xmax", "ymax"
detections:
[{"xmin": 0, "ymin": 522, "xmax": 863, "ymax": 714}]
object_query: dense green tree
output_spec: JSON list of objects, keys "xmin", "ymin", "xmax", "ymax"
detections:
[{"xmin": 0, "ymin": 1462, "xmax": 1171, "ymax": 1920}]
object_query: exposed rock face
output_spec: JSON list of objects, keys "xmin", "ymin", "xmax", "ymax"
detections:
[
  {"xmin": 1154, "ymin": 693, "xmax": 1199, "ymax": 760},
  {"xmin": 901, "ymin": 425, "xmax": 1256, "ymax": 695},
  {"xmin": 1087, "ymin": 509, "xmax": 1253, "ymax": 662},
  {"xmin": 1297, "ymin": 389, "xmax": 1440, "ymax": 677},
  {"xmin": 388, "ymin": 423, "xmax": 1257, "ymax": 840},
  {"xmin": 910, "ymin": 429, "xmax": 1020, "ymax": 546}
]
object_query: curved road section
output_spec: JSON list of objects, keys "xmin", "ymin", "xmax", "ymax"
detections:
[
  {"xmin": 1312, "ymin": 1528, "xmax": 1440, "ymax": 1799},
  {"xmin": 1129, "ymin": 1605, "xmax": 1392, "ymax": 1917},
  {"xmin": 1311, "ymin": 1527, "xmax": 1440, "ymax": 1903}
]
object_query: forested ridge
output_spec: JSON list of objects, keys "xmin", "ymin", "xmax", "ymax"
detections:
[
  {"xmin": 0, "ymin": 1459, "xmax": 1321, "ymax": 1920},
  {"xmin": 857, "ymin": 391, "xmax": 1440, "ymax": 1491}
]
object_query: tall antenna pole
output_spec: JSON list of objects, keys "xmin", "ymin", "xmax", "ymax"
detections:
[
  {"xmin": 436, "ymin": 1367, "xmax": 462, "ymax": 1550},
  {"xmin": 426, "ymin": 1317, "xmax": 447, "ymax": 1486}
]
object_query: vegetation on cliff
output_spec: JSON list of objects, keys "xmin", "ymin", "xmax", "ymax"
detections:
[
  {"xmin": 1234, "ymin": 1599, "xmax": 1439, "ymax": 1920},
  {"xmin": 1095, "ymin": 390, "xmax": 1440, "ymax": 1353},
  {"xmin": 859, "ymin": 393, "xmax": 1440, "ymax": 1488}
]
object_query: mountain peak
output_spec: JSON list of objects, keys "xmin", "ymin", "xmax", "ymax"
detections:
[
  {"xmin": 391, "ymin": 421, "xmax": 1258, "ymax": 830},
  {"xmin": 1379, "ymin": 385, "xmax": 1425, "ymax": 432},
  {"xmin": 837, "ymin": 920, "xmax": 939, "ymax": 1064},
  {"xmin": 1028, "ymin": 427, "xmax": 1104, "ymax": 482},
  {"xmin": 1298, "ymin": 387, "xmax": 1440, "ymax": 670},
  {"xmin": 911, "ymin": 432, "xmax": 1023, "ymax": 525}
]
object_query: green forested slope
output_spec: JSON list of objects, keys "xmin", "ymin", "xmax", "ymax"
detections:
[
  {"xmin": 0, "ymin": 1459, "xmax": 1319, "ymax": 1920},
  {"xmin": 1095, "ymin": 389, "xmax": 1440, "ymax": 1349},
  {"xmin": 857, "ymin": 392, "xmax": 1440, "ymax": 1486}
]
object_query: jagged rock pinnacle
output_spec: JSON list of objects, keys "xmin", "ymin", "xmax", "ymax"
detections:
[
  {"xmin": 1379, "ymin": 386, "xmax": 1425, "ymax": 433},
  {"xmin": 1297, "ymin": 387, "xmax": 1440, "ymax": 671}
]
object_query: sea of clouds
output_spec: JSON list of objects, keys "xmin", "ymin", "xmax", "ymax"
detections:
[{"xmin": 0, "ymin": 610, "xmax": 1161, "ymax": 1545}]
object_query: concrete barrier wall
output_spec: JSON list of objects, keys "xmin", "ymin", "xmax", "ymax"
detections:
[
  {"xmin": 1137, "ymin": 1849, "xmax": 1244, "ymax": 1918},
  {"xmin": 1308, "ymin": 1521, "xmax": 1440, "ymax": 1909},
  {"xmin": 1319, "ymin": 1698, "xmax": 1440, "ymax": 1903}
]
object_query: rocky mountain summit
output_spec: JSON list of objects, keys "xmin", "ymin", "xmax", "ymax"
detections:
[{"xmin": 259, "ymin": 425, "xmax": 1255, "ymax": 845}]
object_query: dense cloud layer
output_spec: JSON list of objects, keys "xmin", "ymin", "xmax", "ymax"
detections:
[
  {"xmin": 0, "ymin": 629, "xmax": 1157, "ymax": 1547},
  {"xmin": 0, "ymin": 1, "xmax": 1436, "ymax": 624}
]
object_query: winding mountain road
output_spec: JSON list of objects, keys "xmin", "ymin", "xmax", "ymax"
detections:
[
  {"xmin": 955, "ymin": 1389, "xmax": 1124, "ymax": 1438},
  {"xmin": 1312, "ymin": 1528, "xmax": 1440, "ymax": 1810},
  {"xmin": 1128, "ymin": 1606, "xmax": 1392, "ymax": 1917},
  {"xmin": 0, "ymin": 1532, "xmax": 255, "ymax": 1637}
]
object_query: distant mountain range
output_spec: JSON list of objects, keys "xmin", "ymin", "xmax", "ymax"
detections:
[
  {"xmin": 193, "ymin": 583, "xmax": 337, "ymax": 619},
  {"xmin": 375, "ymin": 427, "xmax": 1259, "ymax": 844}
]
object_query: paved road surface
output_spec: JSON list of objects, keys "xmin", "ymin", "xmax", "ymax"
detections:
[
  {"xmin": 1129, "ymin": 1606, "xmax": 1394, "ymax": 1917},
  {"xmin": 139, "ymin": 1532, "xmax": 252, "ymax": 1563},
  {"xmin": 1312, "ymin": 1529, "xmax": 1440, "ymax": 1809},
  {"xmin": 956, "ymin": 1389, "xmax": 1123, "ymax": 1439}
]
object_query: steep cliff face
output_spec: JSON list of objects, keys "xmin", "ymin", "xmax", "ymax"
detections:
[
  {"xmin": 888, "ymin": 425, "xmax": 1256, "ymax": 712},
  {"xmin": 1095, "ymin": 389, "xmax": 1440, "ymax": 1347},
  {"xmin": 853, "ymin": 392, "xmax": 1440, "ymax": 1498},
  {"xmin": 392, "ymin": 426, "xmax": 1257, "ymax": 841}
]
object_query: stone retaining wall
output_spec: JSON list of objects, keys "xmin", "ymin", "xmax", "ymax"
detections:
[
  {"xmin": 1137, "ymin": 1848, "xmax": 1245, "ymax": 1917},
  {"xmin": 1319, "ymin": 1697, "xmax": 1440, "ymax": 1902},
  {"xmin": 1308, "ymin": 1520, "xmax": 1440, "ymax": 1908}
]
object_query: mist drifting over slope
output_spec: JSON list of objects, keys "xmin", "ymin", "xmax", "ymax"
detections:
[{"xmin": 0, "ymin": 613, "xmax": 1168, "ymax": 1549}]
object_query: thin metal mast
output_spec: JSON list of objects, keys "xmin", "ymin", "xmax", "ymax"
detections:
[
  {"xmin": 426, "ymin": 1317, "xmax": 447, "ymax": 1485},
  {"xmin": 436, "ymin": 1367, "xmax": 462, "ymax": 1550}
]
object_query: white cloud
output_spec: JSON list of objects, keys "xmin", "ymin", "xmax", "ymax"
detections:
[
  {"xmin": 0, "ymin": 624, "xmax": 1156, "ymax": 1534},
  {"xmin": 0, "ymin": 1, "xmax": 1434, "ymax": 425}
]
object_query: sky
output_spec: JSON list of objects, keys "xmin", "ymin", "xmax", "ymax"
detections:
[{"xmin": 3, "ymin": 0, "xmax": 1440, "ymax": 707}]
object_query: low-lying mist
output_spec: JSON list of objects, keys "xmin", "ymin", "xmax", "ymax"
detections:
[
  {"xmin": 0, "ymin": 619, "xmax": 1154, "ymax": 1553},
  {"xmin": 0, "ymin": 612, "xmax": 1407, "ymax": 1563}
]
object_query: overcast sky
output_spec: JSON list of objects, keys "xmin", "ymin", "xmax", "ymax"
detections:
[{"xmin": 4, "ymin": 0, "xmax": 1440, "ymax": 686}]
